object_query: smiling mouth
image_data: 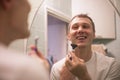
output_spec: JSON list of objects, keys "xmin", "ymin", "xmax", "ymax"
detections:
[{"xmin": 76, "ymin": 36, "xmax": 87, "ymax": 41}]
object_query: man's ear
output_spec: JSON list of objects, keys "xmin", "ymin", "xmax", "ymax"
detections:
[
  {"xmin": 0, "ymin": 0, "xmax": 12, "ymax": 10},
  {"xmin": 67, "ymin": 33, "xmax": 71, "ymax": 41}
]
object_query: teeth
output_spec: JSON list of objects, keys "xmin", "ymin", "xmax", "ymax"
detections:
[{"xmin": 77, "ymin": 36, "xmax": 87, "ymax": 40}]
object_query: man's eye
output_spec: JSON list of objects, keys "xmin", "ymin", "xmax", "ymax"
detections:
[
  {"xmin": 72, "ymin": 25, "xmax": 78, "ymax": 29},
  {"xmin": 82, "ymin": 24, "xmax": 89, "ymax": 28}
]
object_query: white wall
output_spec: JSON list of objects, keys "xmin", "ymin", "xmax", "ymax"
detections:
[
  {"xmin": 46, "ymin": 0, "xmax": 72, "ymax": 17},
  {"xmin": 28, "ymin": 0, "xmax": 43, "ymax": 28},
  {"xmin": 106, "ymin": 9, "xmax": 120, "ymax": 61}
]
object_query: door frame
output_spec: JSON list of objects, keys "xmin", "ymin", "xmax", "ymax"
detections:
[{"xmin": 45, "ymin": 6, "xmax": 71, "ymax": 56}]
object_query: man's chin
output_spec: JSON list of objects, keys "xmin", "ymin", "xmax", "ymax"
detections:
[
  {"xmin": 19, "ymin": 31, "xmax": 30, "ymax": 39},
  {"xmin": 77, "ymin": 43, "xmax": 86, "ymax": 47}
]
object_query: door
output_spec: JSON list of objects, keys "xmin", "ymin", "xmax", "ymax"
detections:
[{"xmin": 47, "ymin": 14, "xmax": 68, "ymax": 63}]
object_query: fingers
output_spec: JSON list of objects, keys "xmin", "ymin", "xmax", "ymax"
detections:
[
  {"xmin": 69, "ymin": 51, "xmax": 84, "ymax": 62},
  {"xmin": 28, "ymin": 45, "xmax": 45, "ymax": 59},
  {"xmin": 68, "ymin": 52, "xmax": 72, "ymax": 61},
  {"xmin": 28, "ymin": 45, "xmax": 36, "ymax": 56},
  {"xmin": 30, "ymin": 45, "xmax": 37, "ymax": 51},
  {"xmin": 65, "ymin": 51, "xmax": 85, "ymax": 70},
  {"xmin": 67, "ymin": 51, "xmax": 77, "ymax": 62},
  {"xmin": 28, "ymin": 45, "xmax": 50, "ymax": 71},
  {"xmin": 65, "ymin": 51, "xmax": 76, "ymax": 70},
  {"xmin": 65, "ymin": 54, "xmax": 72, "ymax": 68}
]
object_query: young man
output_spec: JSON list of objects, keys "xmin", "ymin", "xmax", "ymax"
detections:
[
  {"xmin": 0, "ymin": 0, "xmax": 49, "ymax": 80},
  {"xmin": 50, "ymin": 14, "xmax": 120, "ymax": 80}
]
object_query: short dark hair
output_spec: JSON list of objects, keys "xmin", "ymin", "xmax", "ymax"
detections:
[{"xmin": 68, "ymin": 14, "xmax": 95, "ymax": 32}]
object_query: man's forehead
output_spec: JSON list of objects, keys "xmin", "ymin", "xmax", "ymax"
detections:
[{"xmin": 71, "ymin": 17, "xmax": 92, "ymax": 25}]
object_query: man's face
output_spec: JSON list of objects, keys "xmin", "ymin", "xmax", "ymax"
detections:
[
  {"xmin": 9, "ymin": 0, "xmax": 31, "ymax": 38},
  {"xmin": 68, "ymin": 17, "xmax": 95, "ymax": 47}
]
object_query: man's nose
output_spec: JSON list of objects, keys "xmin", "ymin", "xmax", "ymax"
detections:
[{"xmin": 77, "ymin": 26, "xmax": 83, "ymax": 32}]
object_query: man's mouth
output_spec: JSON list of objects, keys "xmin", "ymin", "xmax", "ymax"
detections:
[{"xmin": 76, "ymin": 36, "xmax": 87, "ymax": 40}]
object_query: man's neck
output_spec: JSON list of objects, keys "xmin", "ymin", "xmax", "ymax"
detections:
[
  {"xmin": 0, "ymin": 33, "xmax": 12, "ymax": 46},
  {"xmin": 74, "ymin": 46, "xmax": 92, "ymax": 62}
]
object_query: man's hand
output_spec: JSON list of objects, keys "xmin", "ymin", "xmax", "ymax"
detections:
[
  {"xmin": 28, "ymin": 45, "xmax": 50, "ymax": 71},
  {"xmin": 65, "ymin": 51, "xmax": 91, "ymax": 80}
]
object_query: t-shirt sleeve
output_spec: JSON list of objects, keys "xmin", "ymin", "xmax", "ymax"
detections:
[
  {"xmin": 50, "ymin": 64, "xmax": 60, "ymax": 80},
  {"xmin": 105, "ymin": 60, "xmax": 120, "ymax": 80}
]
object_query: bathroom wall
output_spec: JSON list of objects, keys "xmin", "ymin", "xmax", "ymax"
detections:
[
  {"xmin": 93, "ymin": 0, "xmax": 120, "ymax": 60},
  {"xmin": 106, "ymin": 11, "xmax": 120, "ymax": 61}
]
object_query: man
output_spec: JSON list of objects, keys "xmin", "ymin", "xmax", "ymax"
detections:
[
  {"xmin": 50, "ymin": 14, "xmax": 120, "ymax": 80},
  {"xmin": 0, "ymin": 0, "xmax": 49, "ymax": 80}
]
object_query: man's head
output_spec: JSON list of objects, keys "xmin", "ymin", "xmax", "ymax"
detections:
[
  {"xmin": 67, "ymin": 14, "xmax": 95, "ymax": 47},
  {"xmin": 0, "ymin": 0, "xmax": 31, "ymax": 45}
]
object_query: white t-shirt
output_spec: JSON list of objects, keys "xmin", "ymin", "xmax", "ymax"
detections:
[
  {"xmin": 0, "ymin": 45, "xmax": 49, "ymax": 80},
  {"xmin": 50, "ymin": 52, "xmax": 120, "ymax": 80}
]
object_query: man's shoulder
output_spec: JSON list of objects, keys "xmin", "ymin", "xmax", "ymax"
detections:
[
  {"xmin": 95, "ymin": 52, "xmax": 115, "ymax": 62},
  {"xmin": 95, "ymin": 52, "xmax": 116, "ymax": 69},
  {"xmin": 0, "ymin": 46, "xmax": 49, "ymax": 80},
  {"xmin": 51, "ymin": 58, "xmax": 66, "ymax": 71},
  {"xmin": 0, "ymin": 46, "xmax": 35, "ymax": 70},
  {"xmin": 54, "ymin": 58, "xmax": 66, "ymax": 66}
]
